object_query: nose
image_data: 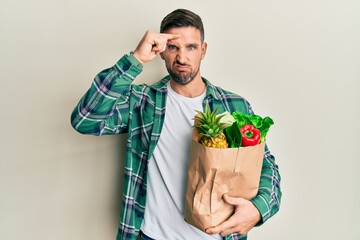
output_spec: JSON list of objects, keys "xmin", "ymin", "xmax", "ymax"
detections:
[{"xmin": 176, "ymin": 49, "xmax": 186, "ymax": 64}]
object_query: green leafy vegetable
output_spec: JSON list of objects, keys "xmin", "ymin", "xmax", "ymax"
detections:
[
  {"xmin": 258, "ymin": 116, "xmax": 274, "ymax": 142},
  {"xmin": 231, "ymin": 111, "xmax": 274, "ymax": 143},
  {"xmin": 223, "ymin": 122, "xmax": 242, "ymax": 148}
]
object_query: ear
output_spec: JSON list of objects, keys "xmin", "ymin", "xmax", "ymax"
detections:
[{"xmin": 201, "ymin": 42, "xmax": 208, "ymax": 60}]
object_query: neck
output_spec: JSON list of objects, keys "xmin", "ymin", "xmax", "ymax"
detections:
[{"xmin": 169, "ymin": 76, "xmax": 206, "ymax": 98}]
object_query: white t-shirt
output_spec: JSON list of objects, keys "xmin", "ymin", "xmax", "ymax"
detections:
[{"xmin": 140, "ymin": 82, "xmax": 222, "ymax": 240}]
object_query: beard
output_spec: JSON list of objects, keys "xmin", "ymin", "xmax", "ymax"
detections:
[{"xmin": 166, "ymin": 61, "xmax": 200, "ymax": 85}]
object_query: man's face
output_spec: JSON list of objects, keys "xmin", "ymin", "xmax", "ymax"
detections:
[{"xmin": 161, "ymin": 26, "xmax": 207, "ymax": 85}]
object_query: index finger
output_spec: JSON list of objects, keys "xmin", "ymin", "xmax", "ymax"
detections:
[{"xmin": 161, "ymin": 33, "xmax": 181, "ymax": 40}]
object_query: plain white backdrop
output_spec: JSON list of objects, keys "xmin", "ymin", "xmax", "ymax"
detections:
[{"xmin": 1, "ymin": 1, "xmax": 359, "ymax": 239}]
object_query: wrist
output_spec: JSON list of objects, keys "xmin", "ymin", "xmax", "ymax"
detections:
[
  {"xmin": 122, "ymin": 52, "xmax": 143, "ymax": 73},
  {"xmin": 126, "ymin": 51, "xmax": 143, "ymax": 69},
  {"xmin": 131, "ymin": 51, "xmax": 144, "ymax": 64}
]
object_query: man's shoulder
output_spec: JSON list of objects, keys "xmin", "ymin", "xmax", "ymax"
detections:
[
  {"xmin": 204, "ymin": 78, "xmax": 252, "ymax": 113},
  {"xmin": 216, "ymin": 85, "xmax": 250, "ymax": 108},
  {"xmin": 205, "ymin": 79, "xmax": 247, "ymax": 101},
  {"xmin": 215, "ymin": 85, "xmax": 240, "ymax": 97}
]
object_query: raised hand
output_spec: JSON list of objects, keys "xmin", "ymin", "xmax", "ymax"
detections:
[{"xmin": 133, "ymin": 30, "xmax": 181, "ymax": 64}]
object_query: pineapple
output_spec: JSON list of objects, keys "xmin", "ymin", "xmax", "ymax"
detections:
[{"xmin": 193, "ymin": 105, "xmax": 229, "ymax": 148}]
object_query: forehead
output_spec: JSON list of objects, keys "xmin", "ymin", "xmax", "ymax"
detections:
[{"xmin": 165, "ymin": 26, "xmax": 202, "ymax": 44}]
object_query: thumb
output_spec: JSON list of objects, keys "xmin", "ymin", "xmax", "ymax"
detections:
[{"xmin": 223, "ymin": 195, "xmax": 243, "ymax": 206}]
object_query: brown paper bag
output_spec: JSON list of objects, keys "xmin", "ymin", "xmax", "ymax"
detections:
[{"xmin": 184, "ymin": 129, "xmax": 265, "ymax": 232}]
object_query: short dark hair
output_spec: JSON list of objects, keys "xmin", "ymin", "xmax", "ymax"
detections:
[{"xmin": 160, "ymin": 9, "xmax": 205, "ymax": 42}]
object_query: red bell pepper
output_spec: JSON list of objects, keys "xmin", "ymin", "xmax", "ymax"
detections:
[{"xmin": 240, "ymin": 124, "xmax": 261, "ymax": 146}]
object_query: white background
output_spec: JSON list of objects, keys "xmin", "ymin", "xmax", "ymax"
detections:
[{"xmin": 1, "ymin": 1, "xmax": 359, "ymax": 239}]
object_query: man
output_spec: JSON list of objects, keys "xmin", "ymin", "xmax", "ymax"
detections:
[{"xmin": 71, "ymin": 9, "xmax": 281, "ymax": 240}]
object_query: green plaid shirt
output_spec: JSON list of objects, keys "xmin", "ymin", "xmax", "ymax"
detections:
[{"xmin": 71, "ymin": 54, "xmax": 281, "ymax": 240}]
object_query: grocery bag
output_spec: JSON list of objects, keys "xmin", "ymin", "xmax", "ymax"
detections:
[{"xmin": 184, "ymin": 128, "xmax": 265, "ymax": 231}]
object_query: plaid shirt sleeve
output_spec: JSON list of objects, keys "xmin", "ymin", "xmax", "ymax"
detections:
[
  {"xmin": 247, "ymin": 108, "xmax": 282, "ymax": 226},
  {"xmin": 71, "ymin": 54, "xmax": 143, "ymax": 135},
  {"xmin": 250, "ymin": 145, "xmax": 281, "ymax": 225}
]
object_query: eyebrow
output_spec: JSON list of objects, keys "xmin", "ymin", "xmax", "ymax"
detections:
[{"xmin": 167, "ymin": 42, "xmax": 200, "ymax": 48}]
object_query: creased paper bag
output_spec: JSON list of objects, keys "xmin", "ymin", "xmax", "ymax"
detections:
[{"xmin": 184, "ymin": 128, "xmax": 265, "ymax": 232}]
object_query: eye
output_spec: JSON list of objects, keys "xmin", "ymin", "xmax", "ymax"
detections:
[
  {"xmin": 167, "ymin": 45, "xmax": 178, "ymax": 52},
  {"xmin": 187, "ymin": 45, "xmax": 196, "ymax": 51}
]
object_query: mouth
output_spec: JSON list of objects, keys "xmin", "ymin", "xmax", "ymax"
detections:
[{"xmin": 174, "ymin": 63, "xmax": 191, "ymax": 72}]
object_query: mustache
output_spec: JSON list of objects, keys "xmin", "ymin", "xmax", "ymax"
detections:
[{"xmin": 174, "ymin": 60, "xmax": 190, "ymax": 67}]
